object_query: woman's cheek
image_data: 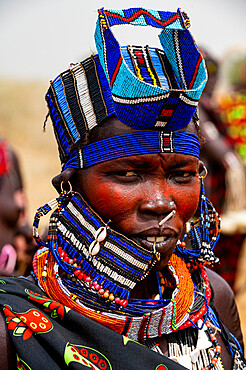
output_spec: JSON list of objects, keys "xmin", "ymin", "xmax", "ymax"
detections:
[
  {"xmin": 99, "ymin": 184, "xmax": 140, "ymax": 233},
  {"xmin": 175, "ymin": 184, "xmax": 200, "ymax": 222},
  {"xmin": 87, "ymin": 180, "xmax": 129, "ymax": 222}
]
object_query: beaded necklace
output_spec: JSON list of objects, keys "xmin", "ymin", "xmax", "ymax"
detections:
[
  {"xmin": 33, "ymin": 245, "xmax": 212, "ymax": 343},
  {"xmin": 33, "ymin": 243, "xmax": 223, "ymax": 368},
  {"xmin": 149, "ymin": 320, "xmax": 223, "ymax": 370}
]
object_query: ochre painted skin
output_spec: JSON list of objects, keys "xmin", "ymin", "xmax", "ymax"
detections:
[
  {"xmin": 69, "ymin": 117, "xmax": 202, "ymax": 297},
  {"xmin": 73, "ymin": 151, "xmax": 200, "ymax": 270}
]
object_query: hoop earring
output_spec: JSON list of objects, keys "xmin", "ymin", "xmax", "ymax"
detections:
[
  {"xmin": 175, "ymin": 177, "xmax": 220, "ymax": 265},
  {"xmin": 33, "ymin": 181, "xmax": 74, "ymax": 248},
  {"xmin": 61, "ymin": 180, "xmax": 72, "ymax": 193},
  {"xmin": 58, "ymin": 181, "xmax": 73, "ymax": 213},
  {"xmin": 199, "ymin": 164, "xmax": 208, "ymax": 179}
]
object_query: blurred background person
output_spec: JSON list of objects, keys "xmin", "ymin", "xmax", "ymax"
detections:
[
  {"xmin": 199, "ymin": 48, "xmax": 246, "ymax": 290},
  {"xmin": 218, "ymin": 55, "xmax": 246, "ymax": 166},
  {"xmin": 0, "ymin": 138, "xmax": 36, "ymax": 276}
]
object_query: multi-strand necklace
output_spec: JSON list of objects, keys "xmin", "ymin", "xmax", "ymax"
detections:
[{"xmin": 33, "ymin": 246, "xmax": 211, "ymax": 343}]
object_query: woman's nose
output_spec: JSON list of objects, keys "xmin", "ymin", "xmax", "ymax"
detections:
[{"xmin": 138, "ymin": 197, "xmax": 175, "ymax": 216}]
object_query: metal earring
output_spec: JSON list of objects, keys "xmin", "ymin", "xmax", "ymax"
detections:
[
  {"xmin": 153, "ymin": 241, "xmax": 160, "ymax": 261},
  {"xmin": 199, "ymin": 165, "xmax": 208, "ymax": 179}
]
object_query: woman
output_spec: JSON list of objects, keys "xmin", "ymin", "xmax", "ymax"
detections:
[
  {"xmin": 0, "ymin": 139, "xmax": 34, "ymax": 277},
  {"xmin": 0, "ymin": 139, "xmax": 18, "ymax": 275},
  {"xmin": 0, "ymin": 7, "xmax": 245, "ymax": 369}
]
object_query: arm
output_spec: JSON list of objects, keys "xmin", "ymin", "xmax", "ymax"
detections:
[
  {"xmin": 206, "ymin": 268, "xmax": 244, "ymax": 351},
  {"xmin": 0, "ymin": 309, "xmax": 16, "ymax": 369}
]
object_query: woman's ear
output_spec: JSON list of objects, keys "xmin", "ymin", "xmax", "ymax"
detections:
[
  {"xmin": 198, "ymin": 160, "xmax": 208, "ymax": 179},
  {"xmin": 52, "ymin": 168, "xmax": 77, "ymax": 193}
]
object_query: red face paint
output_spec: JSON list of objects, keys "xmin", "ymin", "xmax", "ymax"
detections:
[{"xmin": 73, "ymin": 151, "xmax": 200, "ymax": 271}]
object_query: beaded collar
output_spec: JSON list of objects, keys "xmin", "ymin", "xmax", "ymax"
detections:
[
  {"xmin": 33, "ymin": 190, "xmax": 212, "ymax": 343},
  {"xmin": 33, "ymin": 249, "xmax": 211, "ymax": 343}
]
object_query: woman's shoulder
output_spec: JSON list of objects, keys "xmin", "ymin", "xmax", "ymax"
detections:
[
  {"xmin": 206, "ymin": 267, "xmax": 244, "ymax": 350},
  {"xmin": 206, "ymin": 267, "xmax": 235, "ymax": 304}
]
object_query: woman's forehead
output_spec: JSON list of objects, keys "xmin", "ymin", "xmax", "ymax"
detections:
[
  {"xmin": 87, "ymin": 152, "xmax": 199, "ymax": 172},
  {"xmin": 88, "ymin": 116, "xmax": 198, "ymax": 144}
]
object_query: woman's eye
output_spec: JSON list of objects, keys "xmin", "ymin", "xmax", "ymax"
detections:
[
  {"xmin": 171, "ymin": 171, "xmax": 195, "ymax": 181},
  {"xmin": 115, "ymin": 171, "xmax": 137, "ymax": 177},
  {"xmin": 124, "ymin": 171, "xmax": 137, "ymax": 177},
  {"xmin": 109, "ymin": 170, "xmax": 141, "ymax": 181}
]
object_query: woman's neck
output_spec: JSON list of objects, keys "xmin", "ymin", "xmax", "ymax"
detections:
[{"xmin": 130, "ymin": 271, "xmax": 159, "ymax": 300}]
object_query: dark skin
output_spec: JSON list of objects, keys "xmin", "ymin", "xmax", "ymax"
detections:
[
  {"xmin": 0, "ymin": 117, "xmax": 243, "ymax": 368},
  {"xmin": 70, "ymin": 118, "xmax": 241, "ymax": 367},
  {"xmin": 72, "ymin": 127, "xmax": 200, "ymax": 285}
]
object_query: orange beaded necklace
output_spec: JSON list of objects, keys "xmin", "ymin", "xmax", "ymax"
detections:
[{"xmin": 34, "ymin": 249, "xmax": 196, "ymax": 341}]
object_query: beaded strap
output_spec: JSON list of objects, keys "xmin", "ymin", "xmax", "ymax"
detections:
[
  {"xmin": 64, "ymin": 131, "xmax": 200, "ymax": 169},
  {"xmin": 33, "ymin": 191, "xmax": 154, "ymax": 303},
  {"xmin": 33, "ymin": 197, "xmax": 59, "ymax": 247}
]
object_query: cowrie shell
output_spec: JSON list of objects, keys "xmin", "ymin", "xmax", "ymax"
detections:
[
  {"xmin": 95, "ymin": 227, "xmax": 107, "ymax": 242},
  {"xmin": 89, "ymin": 240, "xmax": 101, "ymax": 256}
]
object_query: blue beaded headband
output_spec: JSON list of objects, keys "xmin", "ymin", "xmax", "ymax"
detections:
[{"xmin": 64, "ymin": 131, "xmax": 200, "ymax": 169}]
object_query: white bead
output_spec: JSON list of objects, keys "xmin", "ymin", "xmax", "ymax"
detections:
[
  {"xmin": 89, "ymin": 240, "xmax": 100, "ymax": 256},
  {"xmin": 95, "ymin": 227, "xmax": 107, "ymax": 242}
]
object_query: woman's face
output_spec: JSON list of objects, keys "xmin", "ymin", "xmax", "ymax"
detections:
[{"xmin": 72, "ymin": 119, "xmax": 201, "ymax": 270}]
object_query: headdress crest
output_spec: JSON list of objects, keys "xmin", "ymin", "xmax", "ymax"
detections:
[
  {"xmin": 45, "ymin": 7, "xmax": 206, "ymax": 168},
  {"xmin": 95, "ymin": 7, "xmax": 207, "ymax": 130}
]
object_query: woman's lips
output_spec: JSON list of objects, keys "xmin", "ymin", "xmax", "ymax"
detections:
[{"xmin": 131, "ymin": 235, "xmax": 176, "ymax": 253}]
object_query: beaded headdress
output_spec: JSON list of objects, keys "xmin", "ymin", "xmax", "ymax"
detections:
[{"xmin": 45, "ymin": 7, "xmax": 207, "ymax": 169}]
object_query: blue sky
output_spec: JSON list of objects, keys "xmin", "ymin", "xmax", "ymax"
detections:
[{"xmin": 0, "ymin": 0, "xmax": 246, "ymax": 81}]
